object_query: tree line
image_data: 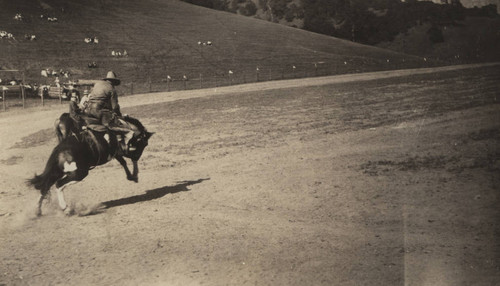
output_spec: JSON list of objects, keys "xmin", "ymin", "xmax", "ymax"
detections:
[{"xmin": 181, "ymin": 0, "xmax": 498, "ymax": 45}]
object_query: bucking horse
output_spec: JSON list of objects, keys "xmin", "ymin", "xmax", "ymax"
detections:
[{"xmin": 29, "ymin": 113, "xmax": 153, "ymax": 216}]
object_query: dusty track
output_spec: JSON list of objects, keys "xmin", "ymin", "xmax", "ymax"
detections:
[
  {"xmin": 0, "ymin": 63, "xmax": 499, "ymax": 285},
  {"xmin": 1, "ymin": 62, "xmax": 498, "ymax": 154}
]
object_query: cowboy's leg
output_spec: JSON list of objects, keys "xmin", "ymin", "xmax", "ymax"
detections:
[
  {"xmin": 106, "ymin": 114, "xmax": 132, "ymax": 133},
  {"xmin": 87, "ymin": 103, "xmax": 102, "ymax": 120},
  {"xmin": 100, "ymin": 110, "xmax": 113, "ymax": 127},
  {"xmin": 101, "ymin": 111, "xmax": 134, "ymax": 150},
  {"xmin": 124, "ymin": 130, "xmax": 134, "ymax": 146}
]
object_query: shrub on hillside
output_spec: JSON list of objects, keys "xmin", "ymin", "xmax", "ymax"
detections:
[
  {"xmin": 427, "ymin": 24, "xmax": 444, "ymax": 43},
  {"xmin": 465, "ymin": 4, "xmax": 499, "ymax": 18},
  {"xmin": 182, "ymin": 0, "xmax": 214, "ymax": 9},
  {"xmin": 181, "ymin": 0, "xmax": 234, "ymax": 12},
  {"xmin": 240, "ymin": 1, "xmax": 257, "ymax": 16}
]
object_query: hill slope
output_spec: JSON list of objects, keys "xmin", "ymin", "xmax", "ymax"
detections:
[
  {"xmin": 0, "ymin": 0, "xmax": 434, "ymax": 94},
  {"xmin": 188, "ymin": 0, "xmax": 499, "ymax": 65}
]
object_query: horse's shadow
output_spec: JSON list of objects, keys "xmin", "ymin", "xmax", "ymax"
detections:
[{"xmin": 81, "ymin": 178, "xmax": 209, "ymax": 215}]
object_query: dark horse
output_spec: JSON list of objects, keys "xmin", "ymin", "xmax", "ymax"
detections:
[{"xmin": 29, "ymin": 113, "xmax": 153, "ymax": 216}]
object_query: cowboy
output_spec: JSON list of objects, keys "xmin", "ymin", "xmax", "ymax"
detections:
[{"xmin": 87, "ymin": 71, "xmax": 133, "ymax": 149}]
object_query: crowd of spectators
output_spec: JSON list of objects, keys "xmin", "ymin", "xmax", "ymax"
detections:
[{"xmin": 111, "ymin": 50, "xmax": 128, "ymax": 57}]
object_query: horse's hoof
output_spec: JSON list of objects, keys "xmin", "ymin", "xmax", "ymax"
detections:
[
  {"xmin": 35, "ymin": 209, "xmax": 42, "ymax": 217},
  {"xmin": 128, "ymin": 176, "xmax": 138, "ymax": 183},
  {"xmin": 64, "ymin": 207, "xmax": 74, "ymax": 216}
]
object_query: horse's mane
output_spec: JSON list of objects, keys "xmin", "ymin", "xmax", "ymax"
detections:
[{"xmin": 123, "ymin": 115, "xmax": 145, "ymax": 131}]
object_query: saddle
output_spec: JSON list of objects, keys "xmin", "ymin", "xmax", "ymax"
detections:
[
  {"xmin": 78, "ymin": 114, "xmax": 135, "ymax": 154},
  {"xmin": 80, "ymin": 115, "xmax": 107, "ymax": 132},
  {"xmin": 79, "ymin": 114, "xmax": 132, "ymax": 135}
]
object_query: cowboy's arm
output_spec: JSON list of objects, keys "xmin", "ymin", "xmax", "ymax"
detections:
[{"xmin": 110, "ymin": 89, "xmax": 122, "ymax": 116}]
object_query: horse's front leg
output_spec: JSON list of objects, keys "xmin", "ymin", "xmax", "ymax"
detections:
[
  {"xmin": 116, "ymin": 155, "xmax": 138, "ymax": 183},
  {"xmin": 132, "ymin": 160, "xmax": 138, "ymax": 182}
]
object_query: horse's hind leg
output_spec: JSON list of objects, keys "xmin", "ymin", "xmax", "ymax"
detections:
[
  {"xmin": 55, "ymin": 170, "xmax": 88, "ymax": 215},
  {"xmin": 36, "ymin": 187, "xmax": 51, "ymax": 217},
  {"xmin": 56, "ymin": 181, "xmax": 77, "ymax": 214},
  {"xmin": 36, "ymin": 194, "xmax": 45, "ymax": 217}
]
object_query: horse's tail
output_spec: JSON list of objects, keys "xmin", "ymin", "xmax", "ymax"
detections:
[
  {"xmin": 55, "ymin": 113, "xmax": 74, "ymax": 142},
  {"xmin": 28, "ymin": 147, "xmax": 62, "ymax": 196},
  {"xmin": 54, "ymin": 117, "xmax": 64, "ymax": 142}
]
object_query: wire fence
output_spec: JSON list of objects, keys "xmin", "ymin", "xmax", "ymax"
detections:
[
  {"xmin": 125, "ymin": 67, "xmax": 312, "ymax": 95},
  {"xmin": 119, "ymin": 60, "xmax": 392, "ymax": 95}
]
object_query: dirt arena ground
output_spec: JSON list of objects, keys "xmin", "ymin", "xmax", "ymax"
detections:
[{"xmin": 0, "ymin": 64, "xmax": 499, "ymax": 285}]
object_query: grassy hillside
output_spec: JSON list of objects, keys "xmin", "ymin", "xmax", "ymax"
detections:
[
  {"xmin": 0, "ymin": 0, "xmax": 435, "ymax": 94},
  {"xmin": 188, "ymin": 1, "xmax": 499, "ymax": 66}
]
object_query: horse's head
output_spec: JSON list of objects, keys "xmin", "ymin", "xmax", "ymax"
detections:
[
  {"xmin": 127, "ymin": 130, "xmax": 154, "ymax": 161},
  {"xmin": 121, "ymin": 116, "xmax": 153, "ymax": 161}
]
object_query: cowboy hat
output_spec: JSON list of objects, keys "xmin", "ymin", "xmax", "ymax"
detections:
[{"xmin": 103, "ymin": 71, "xmax": 121, "ymax": 85}]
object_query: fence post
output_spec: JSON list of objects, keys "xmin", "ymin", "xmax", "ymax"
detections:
[
  {"xmin": 22, "ymin": 72, "xmax": 26, "ymax": 109},
  {"xmin": 41, "ymin": 88, "xmax": 44, "ymax": 106},
  {"xmin": 214, "ymin": 75, "xmax": 218, "ymax": 87},
  {"xmin": 131, "ymin": 83, "xmax": 134, "ymax": 95},
  {"xmin": 2, "ymin": 89, "xmax": 5, "ymax": 111},
  {"xmin": 21, "ymin": 85, "xmax": 26, "ymax": 109},
  {"xmin": 200, "ymin": 74, "xmax": 202, "ymax": 89}
]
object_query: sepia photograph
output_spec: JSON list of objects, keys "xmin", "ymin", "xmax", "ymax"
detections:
[{"xmin": 0, "ymin": 0, "xmax": 499, "ymax": 285}]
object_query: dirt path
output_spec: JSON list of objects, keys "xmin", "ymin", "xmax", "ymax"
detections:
[
  {"xmin": 0, "ymin": 63, "xmax": 499, "ymax": 285},
  {"xmin": 119, "ymin": 62, "xmax": 500, "ymax": 109}
]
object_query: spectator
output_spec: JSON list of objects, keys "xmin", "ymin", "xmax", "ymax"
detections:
[
  {"xmin": 80, "ymin": 90, "xmax": 90, "ymax": 111},
  {"xmin": 69, "ymin": 93, "xmax": 84, "ymax": 131}
]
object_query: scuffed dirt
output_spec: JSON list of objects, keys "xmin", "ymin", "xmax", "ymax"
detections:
[{"xmin": 0, "ymin": 66, "xmax": 499, "ymax": 285}]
